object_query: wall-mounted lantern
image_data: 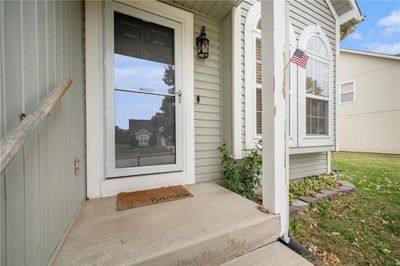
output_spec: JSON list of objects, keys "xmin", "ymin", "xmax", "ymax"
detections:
[{"xmin": 196, "ymin": 26, "xmax": 209, "ymax": 59}]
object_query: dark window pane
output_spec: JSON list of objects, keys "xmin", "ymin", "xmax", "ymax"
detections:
[{"xmin": 114, "ymin": 12, "xmax": 174, "ymax": 65}]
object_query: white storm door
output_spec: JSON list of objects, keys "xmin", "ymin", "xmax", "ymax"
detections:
[{"xmin": 105, "ymin": 2, "xmax": 184, "ymax": 178}]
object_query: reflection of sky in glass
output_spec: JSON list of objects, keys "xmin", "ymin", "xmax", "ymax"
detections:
[
  {"xmin": 115, "ymin": 91, "xmax": 164, "ymax": 129},
  {"xmin": 114, "ymin": 54, "xmax": 172, "ymax": 129}
]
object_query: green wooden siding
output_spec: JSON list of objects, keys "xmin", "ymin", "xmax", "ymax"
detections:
[{"xmin": 0, "ymin": 1, "xmax": 86, "ymax": 265}]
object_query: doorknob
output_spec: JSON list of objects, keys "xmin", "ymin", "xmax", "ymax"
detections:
[{"xmin": 175, "ymin": 90, "xmax": 182, "ymax": 103}]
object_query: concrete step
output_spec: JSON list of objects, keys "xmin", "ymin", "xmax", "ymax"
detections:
[
  {"xmin": 54, "ymin": 183, "xmax": 280, "ymax": 266},
  {"xmin": 221, "ymin": 241, "xmax": 313, "ymax": 266}
]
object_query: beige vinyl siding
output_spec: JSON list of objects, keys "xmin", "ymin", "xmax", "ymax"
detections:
[
  {"xmin": 289, "ymin": 0, "xmax": 337, "ymax": 146},
  {"xmin": 194, "ymin": 14, "xmax": 223, "ymax": 182},
  {"xmin": 238, "ymin": 0, "xmax": 334, "ymax": 179},
  {"xmin": 289, "ymin": 153, "xmax": 328, "ymax": 180},
  {"xmin": 339, "ymin": 51, "xmax": 400, "ymax": 154},
  {"xmin": 288, "ymin": 0, "xmax": 335, "ymax": 178},
  {"xmin": 0, "ymin": 1, "xmax": 85, "ymax": 265}
]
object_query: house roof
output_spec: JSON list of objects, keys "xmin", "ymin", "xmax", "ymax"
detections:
[
  {"xmin": 330, "ymin": 0, "xmax": 364, "ymax": 40},
  {"xmin": 161, "ymin": 0, "xmax": 241, "ymax": 21},
  {"xmin": 129, "ymin": 119, "xmax": 157, "ymax": 134},
  {"xmin": 341, "ymin": 48, "xmax": 400, "ymax": 61}
]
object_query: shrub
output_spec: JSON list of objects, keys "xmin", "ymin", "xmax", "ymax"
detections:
[
  {"xmin": 218, "ymin": 140, "xmax": 262, "ymax": 201},
  {"xmin": 129, "ymin": 135, "xmax": 138, "ymax": 148},
  {"xmin": 149, "ymin": 134, "xmax": 158, "ymax": 146}
]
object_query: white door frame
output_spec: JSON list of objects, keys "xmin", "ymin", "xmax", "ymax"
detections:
[
  {"xmin": 104, "ymin": 1, "xmax": 184, "ymax": 177},
  {"xmin": 85, "ymin": 0, "xmax": 194, "ymax": 198}
]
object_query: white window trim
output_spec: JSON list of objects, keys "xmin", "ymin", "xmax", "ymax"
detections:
[
  {"xmin": 85, "ymin": 0, "xmax": 194, "ymax": 198},
  {"xmin": 231, "ymin": 4, "xmax": 242, "ymax": 158},
  {"xmin": 138, "ymin": 135, "xmax": 149, "ymax": 145},
  {"xmin": 340, "ymin": 80, "xmax": 355, "ymax": 104},
  {"xmin": 298, "ymin": 24, "xmax": 334, "ymax": 147},
  {"xmin": 244, "ymin": 2, "xmax": 261, "ymax": 150},
  {"xmin": 288, "ymin": 24, "xmax": 298, "ymax": 148}
]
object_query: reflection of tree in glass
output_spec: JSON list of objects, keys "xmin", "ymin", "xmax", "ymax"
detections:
[
  {"xmin": 306, "ymin": 76, "xmax": 322, "ymax": 96},
  {"xmin": 151, "ymin": 65, "xmax": 175, "ymax": 142},
  {"xmin": 115, "ymin": 126, "xmax": 130, "ymax": 144}
]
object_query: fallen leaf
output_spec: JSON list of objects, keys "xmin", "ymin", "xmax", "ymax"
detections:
[{"xmin": 256, "ymin": 205, "xmax": 270, "ymax": 214}]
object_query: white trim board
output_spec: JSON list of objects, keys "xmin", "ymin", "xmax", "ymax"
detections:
[
  {"xmin": 244, "ymin": 2, "xmax": 261, "ymax": 150},
  {"xmin": 85, "ymin": 0, "xmax": 194, "ymax": 198},
  {"xmin": 288, "ymin": 24, "xmax": 298, "ymax": 148},
  {"xmin": 232, "ymin": 4, "xmax": 242, "ymax": 159},
  {"xmin": 341, "ymin": 48, "xmax": 400, "ymax": 61}
]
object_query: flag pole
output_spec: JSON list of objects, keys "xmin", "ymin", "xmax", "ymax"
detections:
[{"xmin": 284, "ymin": 60, "xmax": 291, "ymax": 71}]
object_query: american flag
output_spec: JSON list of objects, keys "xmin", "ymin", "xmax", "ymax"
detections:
[{"xmin": 290, "ymin": 48, "xmax": 309, "ymax": 68}]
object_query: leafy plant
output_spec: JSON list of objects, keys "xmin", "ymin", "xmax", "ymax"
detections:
[
  {"xmin": 218, "ymin": 140, "xmax": 262, "ymax": 201},
  {"xmin": 289, "ymin": 175, "xmax": 341, "ymax": 205}
]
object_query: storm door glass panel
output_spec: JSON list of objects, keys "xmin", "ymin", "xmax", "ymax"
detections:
[{"xmin": 113, "ymin": 12, "xmax": 176, "ymax": 169}]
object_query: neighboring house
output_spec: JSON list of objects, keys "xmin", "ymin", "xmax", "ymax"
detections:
[
  {"xmin": 338, "ymin": 49, "xmax": 400, "ymax": 154},
  {"xmin": 0, "ymin": 1, "xmax": 362, "ymax": 265},
  {"xmin": 129, "ymin": 119, "xmax": 156, "ymax": 146}
]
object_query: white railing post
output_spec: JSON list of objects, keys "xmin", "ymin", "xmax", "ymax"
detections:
[{"xmin": 261, "ymin": 0, "xmax": 290, "ymax": 241}]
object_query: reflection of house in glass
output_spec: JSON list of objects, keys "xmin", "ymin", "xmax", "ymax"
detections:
[
  {"xmin": 129, "ymin": 119, "xmax": 163, "ymax": 147},
  {"xmin": 129, "ymin": 117, "xmax": 174, "ymax": 148}
]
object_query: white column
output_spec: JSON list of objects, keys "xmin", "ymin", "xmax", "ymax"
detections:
[{"xmin": 261, "ymin": 0, "xmax": 290, "ymax": 240}]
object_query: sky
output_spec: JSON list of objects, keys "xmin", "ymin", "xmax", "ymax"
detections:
[
  {"xmin": 113, "ymin": 1, "xmax": 400, "ymax": 129},
  {"xmin": 341, "ymin": 0, "xmax": 400, "ymax": 55},
  {"xmin": 114, "ymin": 54, "xmax": 171, "ymax": 129}
]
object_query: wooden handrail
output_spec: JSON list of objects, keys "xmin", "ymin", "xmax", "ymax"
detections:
[{"xmin": 0, "ymin": 79, "xmax": 73, "ymax": 173}]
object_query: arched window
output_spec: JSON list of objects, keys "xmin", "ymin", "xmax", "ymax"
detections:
[
  {"xmin": 305, "ymin": 36, "xmax": 330, "ymax": 135},
  {"xmin": 298, "ymin": 25, "xmax": 334, "ymax": 146},
  {"xmin": 244, "ymin": 2, "xmax": 261, "ymax": 148}
]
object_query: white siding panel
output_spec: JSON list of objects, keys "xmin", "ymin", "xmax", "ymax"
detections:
[
  {"xmin": 1, "ymin": 1, "xmax": 86, "ymax": 265},
  {"xmin": 193, "ymin": 14, "xmax": 223, "ymax": 182},
  {"xmin": 289, "ymin": 153, "xmax": 329, "ymax": 180}
]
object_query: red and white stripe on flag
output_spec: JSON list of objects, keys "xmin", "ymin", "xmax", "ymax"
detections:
[{"xmin": 290, "ymin": 48, "xmax": 309, "ymax": 68}]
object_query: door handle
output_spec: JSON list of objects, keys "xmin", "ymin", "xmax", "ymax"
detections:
[{"xmin": 175, "ymin": 90, "xmax": 182, "ymax": 103}]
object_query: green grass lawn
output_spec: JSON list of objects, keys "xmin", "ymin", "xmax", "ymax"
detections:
[{"xmin": 290, "ymin": 152, "xmax": 400, "ymax": 265}]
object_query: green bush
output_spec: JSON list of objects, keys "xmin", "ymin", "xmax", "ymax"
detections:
[
  {"xmin": 129, "ymin": 135, "xmax": 138, "ymax": 148},
  {"xmin": 218, "ymin": 140, "xmax": 262, "ymax": 201}
]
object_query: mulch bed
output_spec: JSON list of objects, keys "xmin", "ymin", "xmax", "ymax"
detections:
[{"xmin": 289, "ymin": 181, "xmax": 356, "ymax": 219}]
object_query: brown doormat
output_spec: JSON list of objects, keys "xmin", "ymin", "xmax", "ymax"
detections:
[{"xmin": 116, "ymin": 185, "xmax": 193, "ymax": 211}]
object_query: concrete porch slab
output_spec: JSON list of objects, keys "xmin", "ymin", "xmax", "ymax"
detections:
[
  {"xmin": 221, "ymin": 241, "xmax": 313, "ymax": 266},
  {"xmin": 54, "ymin": 183, "xmax": 280, "ymax": 266}
]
